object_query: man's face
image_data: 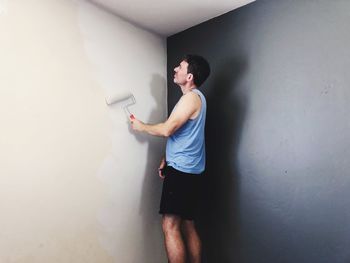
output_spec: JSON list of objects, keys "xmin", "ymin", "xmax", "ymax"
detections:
[{"xmin": 173, "ymin": 60, "xmax": 190, "ymax": 85}]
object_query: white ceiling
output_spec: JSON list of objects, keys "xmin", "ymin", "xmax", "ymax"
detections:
[{"xmin": 88, "ymin": 0, "xmax": 255, "ymax": 36}]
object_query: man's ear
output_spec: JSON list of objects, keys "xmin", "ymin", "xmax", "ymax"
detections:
[{"xmin": 187, "ymin": 73, "xmax": 194, "ymax": 82}]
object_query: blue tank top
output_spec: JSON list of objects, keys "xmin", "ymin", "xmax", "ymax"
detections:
[{"xmin": 166, "ymin": 89, "xmax": 206, "ymax": 174}]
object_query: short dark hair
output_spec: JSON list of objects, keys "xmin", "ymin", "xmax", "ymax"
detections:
[{"xmin": 183, "ymin": 54, "xmax": 210, "ymax": 87}]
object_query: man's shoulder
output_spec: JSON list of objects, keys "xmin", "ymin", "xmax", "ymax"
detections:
[{"xmin": 179, "ymin": 91, "xmax": 200, "ymax": 104}]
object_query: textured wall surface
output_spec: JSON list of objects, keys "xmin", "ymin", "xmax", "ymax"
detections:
[{"xmin": 167, "ymin": 1, "xmax": 350, "ymax": 262}]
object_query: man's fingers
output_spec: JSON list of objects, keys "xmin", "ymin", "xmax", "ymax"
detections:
[{"xmin": 158, "ymin": 170, "xmax": 165, "ymax": 179}]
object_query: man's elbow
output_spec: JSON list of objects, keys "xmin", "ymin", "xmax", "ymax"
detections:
[
  {"xmin": 163, "ymin": 126, "xmax": 175, "ymax": 137},
  {"xmin": 163, "ymin": 129, "xmax": 172, "ymax": 137}
]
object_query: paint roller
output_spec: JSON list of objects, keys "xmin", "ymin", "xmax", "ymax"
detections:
[{"xmin": 105, "ymin": 91, "xmax": 136, "ymax": 119}]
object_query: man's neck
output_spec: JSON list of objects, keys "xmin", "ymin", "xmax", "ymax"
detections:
[{"xmin": 180, "ymin": 83, "xmax": 197, "ymax": 95}]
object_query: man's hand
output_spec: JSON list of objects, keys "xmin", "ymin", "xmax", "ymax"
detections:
[
  {"xmin": 130, "ymin": 115, "xmax": 144, "ymax": 132},
  {"xmin": 158, "ymin": 158, "xmax": 166, "ymax": 179}
]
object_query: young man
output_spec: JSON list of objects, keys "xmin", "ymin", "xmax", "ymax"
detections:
[{"xmin": 130, "ymin": 54, "xmax": 210, "ymax": 263}]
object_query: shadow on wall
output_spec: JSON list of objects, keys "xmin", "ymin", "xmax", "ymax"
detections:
[
  {"xmin": 198, "ymin": 57, "xmax": 249, "ymax": 263},
  {"xmin": 130, "ymin": 74, "xmax": 167, "ymax": 261}
]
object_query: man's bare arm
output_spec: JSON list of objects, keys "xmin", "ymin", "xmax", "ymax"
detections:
[{"xmin": 130, "ymin": 92, "xmax": 200, "ymax": 137}]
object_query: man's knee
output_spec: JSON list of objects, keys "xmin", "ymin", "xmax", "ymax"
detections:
[{"xmin": 162, "ymin": 214, "xmax": 182, "ymax": 234}]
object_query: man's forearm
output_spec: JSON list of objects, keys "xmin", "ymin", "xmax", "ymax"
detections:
[{"xmin": 141, "ymin": 122, "xmax": 171, "ymax": 137}]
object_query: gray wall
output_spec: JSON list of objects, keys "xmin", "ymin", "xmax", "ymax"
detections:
[{"xmin": 167, "ymin": 1, "xmax": 350, "ymax": 262}]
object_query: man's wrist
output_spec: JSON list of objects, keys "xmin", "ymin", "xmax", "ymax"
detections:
[{"xmin": 141, "ymin": 123, "xmax": 147, "ymax": 133}]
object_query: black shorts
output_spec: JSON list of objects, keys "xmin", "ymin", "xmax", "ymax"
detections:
[{"xmin": 159, "ymin": 165, "xmax": 203, "ymax": 220}]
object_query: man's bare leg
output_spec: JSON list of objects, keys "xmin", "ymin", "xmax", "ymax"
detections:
[
  {"xmin": 162, "ymin": 214, "xmax": 186, "ymax": 263},
  {"xmin": 181, "ymin": 220, "xmax": 201, "ymax": 263}
]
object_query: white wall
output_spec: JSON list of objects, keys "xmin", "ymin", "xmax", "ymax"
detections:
[{"xmin": 0, "ymin": 0, "xmax": 167, "ymax": 262}]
